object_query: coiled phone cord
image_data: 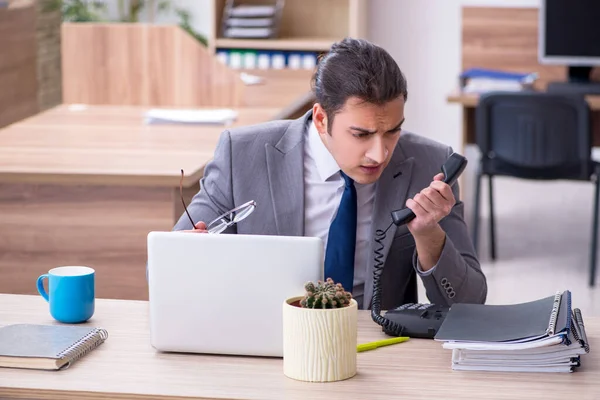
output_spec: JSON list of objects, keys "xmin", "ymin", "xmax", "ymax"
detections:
[{"xmin": 370, "ymin": 221, "xmax": 406, "ymax": 337}]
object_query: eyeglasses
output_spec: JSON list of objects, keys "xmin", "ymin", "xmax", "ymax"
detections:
[
  {"xmin": 179, "ymin": 170, "xmax": 257, "ymax": 234},
  {"xmin": 206, "ymin": 199, "xmax": 257, "ymax": 234}
]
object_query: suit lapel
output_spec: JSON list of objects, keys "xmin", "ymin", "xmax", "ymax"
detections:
[
  {"xmin": 364, "ymin": 146, "xmax": 415, "ymax": 309},
  {"xmin": 265, "ymin": 115, "xmax": 417, "ymax": 308},
  {"xmin": 265, "ymin": 114, "xmax": 309, "ymax": 236}
]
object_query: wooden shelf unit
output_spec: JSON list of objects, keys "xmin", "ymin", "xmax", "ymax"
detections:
[
  {"xmin": 208, "ymin": 0, "xmax": 367, "ymax": 54},
  {"xmin": 214, "ymin": 37, "xmax": 340, "ymax": 52}
]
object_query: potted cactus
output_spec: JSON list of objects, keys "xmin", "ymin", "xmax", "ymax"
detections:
[{"xmin": 282, "ymin": 278, "xmax": 358, "ymax": 382}]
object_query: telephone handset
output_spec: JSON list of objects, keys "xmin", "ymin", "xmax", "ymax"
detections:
[
  {"xmin": 370, "ymin": 152, "xmax": 468, "ymax": 339},
  {"xmin": 391, "ymin": 152, "xmax": 469, "ymax": 226}
]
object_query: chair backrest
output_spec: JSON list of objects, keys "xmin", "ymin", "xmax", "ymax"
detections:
[{"xmin": 475, "ymin": 92, "xmax": 593, "ymax": 180}]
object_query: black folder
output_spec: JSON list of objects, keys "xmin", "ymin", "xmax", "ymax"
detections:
[
  {"xmin": 434, "ymin": 290, "xmax": 571, "ymax": 343},
  {"xmin": 433, "ymin": 290, "xmax": 590, "ymax": 373}
]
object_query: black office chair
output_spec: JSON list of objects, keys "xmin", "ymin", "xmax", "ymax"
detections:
[{"xmin": 472, "ymin": 91, "xmax": 600, "ymax": 287}]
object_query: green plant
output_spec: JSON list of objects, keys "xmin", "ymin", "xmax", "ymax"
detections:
[
  {"xmin": 175, "ymin": 7, "xmax": 208, "ymax": 47},
  {"xmin": 118, "ymin": 0, "xmax": 171, "ymax": 23},
  {"xmin": 43, "ymin": 0, "xmax": 207, "ymax": 47},
  {"xmin": 42, "ymin": 0, "xmax": 107, "ymax": 22},
  {"xmin": 300, "ymin": 278, "xmax": 352, "ymax": 309}
]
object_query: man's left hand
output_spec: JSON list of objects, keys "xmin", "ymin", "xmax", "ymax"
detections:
[{"xmin": 405, "ymin": 173, "xmax": 455, "ymax": 237}]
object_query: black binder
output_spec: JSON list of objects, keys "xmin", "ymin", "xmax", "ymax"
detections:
[
  {"xmin": 433, "ymin": 290, "xmax": 590, "ymax": 373},
  {"xmin": 435, "ymin": 290, "xmax": 571, "ymax": 343}
]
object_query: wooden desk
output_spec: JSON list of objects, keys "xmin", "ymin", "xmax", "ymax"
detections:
[
  {"xmin": 242, "ymin": 69, "xmax": 315, "ymax": 119},
  {"xmin": 447, "ymin": 92, "xmax": 600, "ymax": 151},
  {"xmin": 0, "ymin": 105, "xmax": 283, "ymax": 187},
  {"xmin": 0, "ymin": 294, "xmax": 597, "ymax": 400},
  {"xmin": 0, "ymin": 105, "xmax": 292, "ymax": 301},
  {"xmin": 60, "ymin": 23, "xmax": 317, "ymax": 114}
]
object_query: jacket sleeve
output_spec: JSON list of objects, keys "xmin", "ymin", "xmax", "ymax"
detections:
[
  {"xmin": 172, "ymin": 130, "xmax": 236, "ymax": 233},
  {"xmin": 412, "ymin": 152, "xmax": 488, "ymax": 306}
]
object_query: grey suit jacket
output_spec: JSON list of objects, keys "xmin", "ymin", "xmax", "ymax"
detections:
[{"xmin": 173, "ymin": 111, "xmax": 487, "ymax": 310}]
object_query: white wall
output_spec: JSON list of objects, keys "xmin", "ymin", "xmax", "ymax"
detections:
[
  {"xmin": 154, "ymin": 0, "xmax": 211, "ymax": 38},
  {"xmin": 367, "ymin": 0, "xmax": 540, "ymax": 153}
]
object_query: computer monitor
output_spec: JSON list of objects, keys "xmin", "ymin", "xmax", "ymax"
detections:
[{"xmin": 539, "ymin": 0, "xmax": 600, "ymax": 89}]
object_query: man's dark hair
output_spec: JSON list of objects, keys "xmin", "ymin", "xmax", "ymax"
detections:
[{"xmin": 311, "ymin": 38, "xmax": 408, "ymax": 132}]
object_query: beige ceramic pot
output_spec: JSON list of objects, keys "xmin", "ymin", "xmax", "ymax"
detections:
[{"xmin": 282, "ymin": 296, "xmax": 358, "ymax": 382}]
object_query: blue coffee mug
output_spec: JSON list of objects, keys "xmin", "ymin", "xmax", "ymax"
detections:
[{"xmin": 36, "ymin": 266, "xmax": 95, "ymax": 323}]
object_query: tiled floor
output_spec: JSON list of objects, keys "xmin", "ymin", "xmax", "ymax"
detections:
[{"xmin": 417, "ymin": 147, "xmax": 600, "ymax": 317}]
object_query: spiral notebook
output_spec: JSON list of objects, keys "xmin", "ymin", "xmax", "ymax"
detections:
[
  {"xmin": 0, "ymin": 324, "xmax": 108, "ymax": 370},
  {"xmin": 434, "ymin": 290, "xmax": 572, "ymax": 343},
  {"xmin": 434, "ymin": 290, "xmax": 590, "ymax": 373}
]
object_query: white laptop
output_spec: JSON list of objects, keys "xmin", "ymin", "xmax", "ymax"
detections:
[{"xmin": 146, "ymin": 231, "xmax": 323, "ymax": 357}]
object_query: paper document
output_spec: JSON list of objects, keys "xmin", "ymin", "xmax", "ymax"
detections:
[
  {"xmin": 240, "ymin": 72, "xmax": 264, "ymax": 85},
  {"xmin": 463, "ymin": 78, "xmax": 525, "ymax": 93},
  {"xmin": 227, "ymin": 17, "xmax": 273, "ymax": 27},
  {"xmin": 224, "ymin": 27, "xmax": 273, "ymax": 38},
  {"xmin": 228, "ymin": 5, "xmax": 276, "ymax": 17},
  {"xmin": 144, "ymin": 109, "xmax": 238, "ymax": 125}
]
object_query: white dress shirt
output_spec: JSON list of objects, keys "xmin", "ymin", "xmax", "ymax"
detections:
[
  {"xmin": 303, "ymin": 121, "xmax": 376, "ymax": 302},
  {"xmin": 302, "ymin": 120, "xmax": 438, "ymax": 305}
]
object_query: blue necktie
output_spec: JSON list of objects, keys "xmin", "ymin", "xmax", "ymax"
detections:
[{"xmin": 324, "ymin": 171, "xmax": 357, "ymax": 293}]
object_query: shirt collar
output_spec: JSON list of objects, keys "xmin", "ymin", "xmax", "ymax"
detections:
[{"xmin": 308, "ymin": 120, "xmax": 342, "ymax": 182}]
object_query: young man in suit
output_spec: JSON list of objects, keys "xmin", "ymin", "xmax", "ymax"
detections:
[{"xmin": 173, "ymin": 38, "xmax": 487, "ymax": 310}]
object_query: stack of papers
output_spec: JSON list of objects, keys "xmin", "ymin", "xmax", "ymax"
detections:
[
  {"xmin": 459, "ymin": 68, "xmax": 538, "ymax": 94},
  {"xmin": 227, "ymin": 17, "xmax": 273, "ymax": 27},
  {"xmin": 222, "ymin": 4, "xmax": 279, "ymax": 39},
  {"xmin": 228, "ymin": 5, "xmax": 276, "ymax": 17},
  {"xmin": 224, "ymin": 27, "xmax": 273, "ymax": 38},
  {"xmin": 144, "ymin": 108, "xmax": 238, "ymax": 125},
  {"xmin": 434, "ymin": 290, "xmax": 590, "ymax": 373}
]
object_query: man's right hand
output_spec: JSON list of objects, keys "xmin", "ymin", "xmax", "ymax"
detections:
[{"xmin": 184, "ymin": 221, "xmax": 208, "ymax": 233}]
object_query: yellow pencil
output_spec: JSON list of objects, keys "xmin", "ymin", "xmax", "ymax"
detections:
[{"xmin": 357, "ymin": 336, "xmax": 410, "ymax": 352}]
